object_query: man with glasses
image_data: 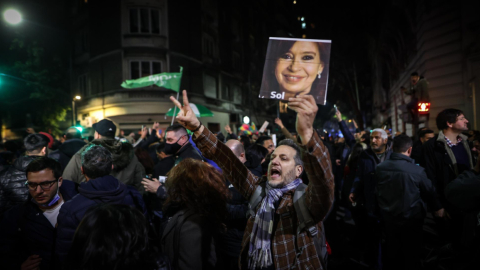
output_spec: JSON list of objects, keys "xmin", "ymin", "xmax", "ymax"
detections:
[
  {"xmin": 0, "ymin": 134, "xmax": 49, "ymax": 220},
  {"xmin": 0, "ymin": 157, "xmax": 77, "ymax": 270}
]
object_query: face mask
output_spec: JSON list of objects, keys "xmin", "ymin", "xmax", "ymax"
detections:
[{"xmin": 164, "ymin": 135, "xmax": 187, "ymax": 155}]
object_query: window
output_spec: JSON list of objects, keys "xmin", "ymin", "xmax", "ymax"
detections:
[
  {"xmin": 130, "ymin": 61, "xmax": 162, "ymax": 79},
  {"xmin": 222, "ymin": 85, "xmax": 230, "ymax": 101},
  {"xmin": 129, "ymin": 8, "xmax": 161, "ymax": 34},
  {"xmin": 202, "ymin": 34, "xmax": 215, "ymax": 57},
  {"xmin": 204, "ymin": 74, "xmax": 217, "ymax": 98}
]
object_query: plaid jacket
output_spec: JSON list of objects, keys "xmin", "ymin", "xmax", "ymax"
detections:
[{"xmin": 194, "ymin": 128, "xmax": 334, "ymax": 270}]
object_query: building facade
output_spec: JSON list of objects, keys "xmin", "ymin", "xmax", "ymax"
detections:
[{"xmin": 72, "ymin": 0, "xmax": 298, "ymax": 136}]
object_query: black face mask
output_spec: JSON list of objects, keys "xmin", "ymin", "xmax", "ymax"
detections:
[{"xmin": 164, "ymin": 135, "xmax": 187, "ymax": 155}]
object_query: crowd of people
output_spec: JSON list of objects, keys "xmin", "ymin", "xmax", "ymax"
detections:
[{"xmin": 0, "ymin": 90, "xmax": 479, "ymax": 270}]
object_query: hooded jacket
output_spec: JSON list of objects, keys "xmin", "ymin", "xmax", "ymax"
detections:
[
  {"xmin": 0, "ymin": 155, "xmax": 38, "ymax": 220},
  {"xmin": 55, "ymin": 175, "xmax": 146, "ymax": 264},
  {"xmin": 49, "ymin": 139, "xmax": 86, "ymax": 172},
  {"xmin": 0, "ymin": 180, "xmax": 78, "ymax": 270},
  {"xmin": 62, "ymin": 138, "xmax": 145, "ymax": 192}
]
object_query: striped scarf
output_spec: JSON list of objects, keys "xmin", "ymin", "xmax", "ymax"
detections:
[{"xmin": 248, "ymin": 178, "xmax": 302, "ymax": 269}]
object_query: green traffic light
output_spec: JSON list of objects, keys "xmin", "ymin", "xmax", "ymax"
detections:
[{"xmin": 75, "ymin": 126, "xmax": 83, "ymax": 132}]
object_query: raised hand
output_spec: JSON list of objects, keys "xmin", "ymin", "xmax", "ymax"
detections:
[
  {"xmin": 352, "ymin": 119, "xmax": 358, "ymax": 129},
  {"xmin": 274, "ymin": 118, "xmax": 284, "ymax": 129},
  {"xmin": 288, "ymin": 95, "xmax": 318, "ymax": 145},
  {"xmin": 152, "ymin": 122, "xmax": 160, "ymax": 130},
  {"xmin": 170, "ymin": 90, "xmax": 201, "ymax": 131},
  {"xmin": 224, "ymin": 125, "xmax": 232, "ymax": 134},
  {"xmin": 335, "ymin": 108, "xmax": 342, "ymax": 122}
]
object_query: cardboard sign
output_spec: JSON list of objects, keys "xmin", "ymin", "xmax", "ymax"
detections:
[{"xmin": 258, "ymin": 37, "xmax": 332, "ymax": 105}]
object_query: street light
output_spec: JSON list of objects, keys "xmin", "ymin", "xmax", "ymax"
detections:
[
  {"xmin": 3, "ymin": 9, "xmax": 22, "ymax": 25},
  {"xmin": 72, "ymin": 95, "xmax": 81, "ymax": 126}
]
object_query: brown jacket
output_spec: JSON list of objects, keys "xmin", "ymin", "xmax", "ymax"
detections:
[{"xmin": 194, "ymin": 128, "xmax": 334, "ymax": 270}]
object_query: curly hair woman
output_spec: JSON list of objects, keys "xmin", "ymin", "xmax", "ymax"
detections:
[{"xmin": 161, "ymin": 158, "xmax": 229, "ymax": 270}]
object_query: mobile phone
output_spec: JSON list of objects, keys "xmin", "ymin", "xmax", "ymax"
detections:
[
  {"xmin": 334, "ymin": 104, "xmax": 338, "ymax": 112},
  {"xmin": 145, "ymin": 174, "xmax": 150, "ymax": 179},
  {"xmin": 141, "ymin": 125, "xmax": 145, "ymax": 130},
  {"xmin": 159, "ymin": 176, "xmax": 167, "ymax": 183}
]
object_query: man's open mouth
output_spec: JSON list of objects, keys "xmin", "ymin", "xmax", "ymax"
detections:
[{"xmin": 270, "ymin": 168, "xmax": 282, "ymax": 179}]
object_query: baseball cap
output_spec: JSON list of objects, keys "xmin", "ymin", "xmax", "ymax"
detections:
[{"xmin": 92, "ymin": 119, "xmax": 116, "ymax": 137}]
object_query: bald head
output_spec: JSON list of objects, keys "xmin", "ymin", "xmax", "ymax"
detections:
[{"xmin": 226, "ymin": 139, "xmax": 246, "ymax": 163}]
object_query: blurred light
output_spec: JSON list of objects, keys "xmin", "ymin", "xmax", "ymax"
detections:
[
  {"xmin": 75, "ymin": 126, "xmax": 83, "ymax": 132},
  {"xmin": 293, "ymin": 0, "xmax": 296, "ymax": 4},
  {"xmin": 243, "ymin": 116, "xmax": 250, "ymax": 124},
  {"xmin": 297, "ymin": 17, "xmax": 300, "ymax": 21},
  {"xmin": 302, "ymin": 34, "xmax": 306, "ymax": 38},
  {"xmin": 418, "ymin": 102, "xmax": 430, "ymax": 114},
  {"xmin": 348, "ymin": 120, "xmax": 352, "ymax": 122},
  {"xmin": 301, "ymin": 17, "xmax": 304, "ymax": 21},
  {"xmin": 3, "ymin": 9, "xmax": 22, "ymax": 25},
  {"xmin": 302, "ymin": 23, "xmax": 306, "ymax": 29},
  {"xmin": 75, "ymin": 95, "xmax": 81, "ymax": 100}
]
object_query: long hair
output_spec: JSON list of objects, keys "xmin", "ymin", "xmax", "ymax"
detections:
[
  {"xmin": 163, "ymin": 158, "xmax": 229, "ymax": 224},
  {"xmin": 67, "ymin": 204, "xmax": 163, "ymax": 270},
  {"xmin": 259, "ymin": 39, "xmax": 331, "ymax": 103}
]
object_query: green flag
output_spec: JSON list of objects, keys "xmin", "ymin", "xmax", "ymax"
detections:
[{"xmin": 120, "ymin": 66, "xmax": 183, "ymax": 92}]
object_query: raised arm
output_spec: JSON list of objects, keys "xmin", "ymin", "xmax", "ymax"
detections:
[
  {"xmin": 170, "ymin": 91, "xmax": 259, "ymax": 200},
  {"xmin": 275, "ymin": 118, "xmax": 296, "ymax": 141},
  {"xmin": 335, "ymin": 109, "xmax": 355, "ymax": 148},
  {"xmin": 288, "ymin": 95, "xmax": 334, "ymax": 222}
]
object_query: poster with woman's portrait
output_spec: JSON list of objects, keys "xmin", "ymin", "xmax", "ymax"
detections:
[{"xmin": 259, "ymin": 37, "xmax": 332, "ymax": 105}]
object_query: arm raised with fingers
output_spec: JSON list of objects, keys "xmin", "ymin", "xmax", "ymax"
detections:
[
  {"xmin": 170, "ymin": 90, "xmax": 203, "ymax": 135},
  {"xmin": 287, "ymin": 95, "xmax": 318, "ymax": 145}
]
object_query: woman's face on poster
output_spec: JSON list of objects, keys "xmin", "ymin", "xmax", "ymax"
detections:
[{"xmin": 274, "ymin": 41, "xmax": 324, "ymax": 95}]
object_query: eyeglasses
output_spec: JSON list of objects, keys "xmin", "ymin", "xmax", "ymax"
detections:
[{"xmin": 25, "ymin": 180, "xmax": 57, "ymax": 191}]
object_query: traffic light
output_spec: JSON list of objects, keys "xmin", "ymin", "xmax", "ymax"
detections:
[{"xmin": 418, "ymin": 102, "xmax": 430, "ymax": 114}]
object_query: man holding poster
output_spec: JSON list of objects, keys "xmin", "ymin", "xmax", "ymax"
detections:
[{"xmin": 259, "ymin": 38, "xmax": 331, "ymax": 105}]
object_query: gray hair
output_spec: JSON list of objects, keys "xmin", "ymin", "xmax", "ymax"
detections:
[{"xmin": 371, "ymin": 128, "xmax": 388, "ymax": 139}]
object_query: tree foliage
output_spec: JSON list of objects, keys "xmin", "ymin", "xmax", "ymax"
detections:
[{"xmin": 9, "ymin": 38, "xmax": 70, "ymax": 136}]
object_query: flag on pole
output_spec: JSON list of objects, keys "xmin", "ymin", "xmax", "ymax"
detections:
[{"xmin": 121, "ymin": 66, "xmax": 183, "ymax": 92}]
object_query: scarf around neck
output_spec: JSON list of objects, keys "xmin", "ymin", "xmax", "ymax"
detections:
[{"xmin": 248, "ymin": 178, "xmax": 302, "ymax": 269}]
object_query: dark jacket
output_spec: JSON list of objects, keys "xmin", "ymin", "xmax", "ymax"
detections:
[
  {"xmin": 421, "ymin": 131, "xmax": 473, "ymax": 210},
  {"xmin": 161, "ymin": 208, "xmax": 217, "ymax": 270},
  {"xmin": 445, "ymin": 169, "xmax": 480, "ymax": 212},
  {"xmin": 0, "ymin": 155, "xmax": 37, "ymax": 220},
  {"xmin": 62, "ymin": 138, "xmax": 146, "ymax": 192},
  {"xmin": 173, "ymin": 142, "xmax": 203, "ymax": 166},
  {"xmin": 55, "ymin": 175, "xmax": 146, "ymax": 264},
  {"xmin": 49, "ymin": 139, "xmax": 86, "ymax": 172},
  {"xmin": 153, "ymin": 156, "xmax": 176, "ymax": 179},
  {"xmin": 376, "ymin": 153, "xmax": 440, "ymax": 221},
  {"xmin": 0, "ymin": 180, "xmax": 78, "ymax": 270},
  {"xmin": 410, "ymin": 140, "xmax": 423, "ymax": 165},
  {"xmin": 137, "ymin": 129, "xmax": 161, "ymax": 164},
  {"xmin": 351, "ymin": 143, "xmax": 393, "ymax": 217}
]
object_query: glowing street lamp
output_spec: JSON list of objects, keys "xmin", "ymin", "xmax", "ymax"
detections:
[
  {"xmin": 3, "ymin": 9, "xmax": 22, "ymax": 25},
  {"xmin": 72, "ymin": 95, "xmax": 81, "ymax": 125}
]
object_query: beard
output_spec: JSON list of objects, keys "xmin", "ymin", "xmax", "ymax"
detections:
[{"xmin": 269, "ymin": 167, "xmax": 297, "ymax": 188}]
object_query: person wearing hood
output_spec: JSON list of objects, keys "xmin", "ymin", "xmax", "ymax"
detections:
[
  {"xmin": 56, "ymin": 145, "xmax": 146, "ymax": 265},
  {"xmin": 0, "ymin": 157, "xmax": 78, "ymax": 270},
  {"xmin": 49, "ymin": 128, "xmax": 86, "ymax": 172},
  {"xmin": 62, "ymin": 119, "xmax": 145, "ymax": 192},
  {"xmin": 0, "ymin": 134, "xmax": 49, "ymax": 221}
]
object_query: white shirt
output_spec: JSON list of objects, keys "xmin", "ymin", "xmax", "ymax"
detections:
[{"xmin": 43, "ymin": 200, "xmax": 64, "ymax": 227}]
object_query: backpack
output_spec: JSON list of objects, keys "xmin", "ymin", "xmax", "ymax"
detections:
[{"xmin": 247, "ymin": 182, "xmax": 328, "ymax": 269}]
